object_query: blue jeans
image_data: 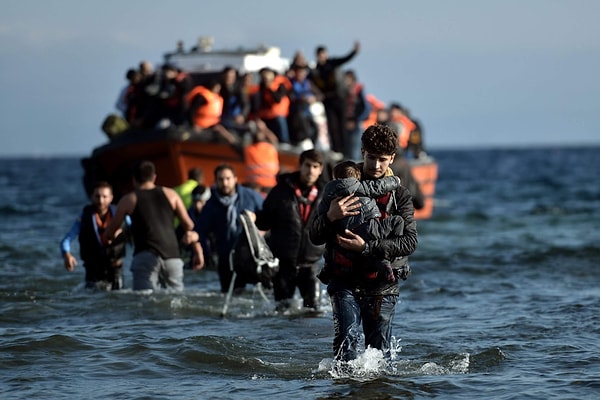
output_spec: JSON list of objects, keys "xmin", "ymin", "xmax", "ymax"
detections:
[{"xmin": 329, "ymin": 287, "xmax": 398, "ymax": 361}]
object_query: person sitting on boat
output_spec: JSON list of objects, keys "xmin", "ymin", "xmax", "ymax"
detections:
[
  {"xmin": 342, "ymin": 69, "xmax": 370, "ymax": 161},
  {"xmin": 252, "ymin": 67, "xmax": 292, "ymax": 146},
  {"xmin": 115, "ymin": 68, "xmax": 139, "ymax": 118},
  {"xmin": 187, "ymin": 79, "xmax": 239, "ymax": 145},
  {"xmin": 406, "ymin": 118, "xmax": 427, "ymax": 159},
  {"xmin": 287, "ymin": 62, "xmax": 322, "ymax": 148},
  {"xmin": 243, "ymin": 128, "xmax": 280, "ymax": 194},
  {"xmin": 134, "ymin": 60, "xmax": 162, "ymax": 129},
  {"xmin": 155, "ymin": 63, "xmax": 193, "ymax": 128},
  {"xmin": 219, "ymin": 66, "xmax": 251, "ymax": 136}
]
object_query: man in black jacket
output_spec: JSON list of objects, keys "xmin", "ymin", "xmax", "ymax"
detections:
[
  {"xmin": 254, "ymin": 149, "xmax": 326, "ymax": 312},
  {"xmin": 310, "ymin": 124, "xmax": 418, "ymax": 362}
]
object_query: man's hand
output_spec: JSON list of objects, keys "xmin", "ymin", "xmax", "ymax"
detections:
[
  {"xmin": 336, "ymin": 229, "xmax": 366, "ymax": 253},
  {"xmin": 191, "ymin": 242, "xmax": 205, "ymax": 271},
  {"xmin": 327, "ymin": 195, "xmax": 361, "ymax": 222},
  {"xmin": 63, "ymin": 253, "xmax": 77, "ymax": 272},
  {"xmin": 245, "ymin": 210, "xmax": 256, "ymax": 223}
]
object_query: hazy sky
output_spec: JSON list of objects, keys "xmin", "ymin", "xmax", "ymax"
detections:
[{"xmin": 1, "ymin": 0, "xmax": 599, "ymax": 156}]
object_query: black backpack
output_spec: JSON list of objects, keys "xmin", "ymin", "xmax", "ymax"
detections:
[{"xmin": 230, "ymin": 210, "xmax": 279, "ymax": 289}]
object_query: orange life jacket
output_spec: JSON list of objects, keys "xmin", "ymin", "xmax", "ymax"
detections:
[
  {"xmin": 187, "ymin": 86, "xmax": 223, "ymax": 129},
  {"xmin": 362, "ymin": 94, "xmax": 386, "ymax": 130},
  {"xmin": 392, "ymin": 114, "xmax": 416, "ymax": 149},
  {"xmin": 244, "ymin": 142, "xmax": 280, "ymax": 188},
  {"xmin": 256, "ymin": 76, "xmax": 291, "ymax": 120}
]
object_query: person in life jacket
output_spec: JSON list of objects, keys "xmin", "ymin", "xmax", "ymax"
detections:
[
  {"xmin": 157, "ymin": 63, "xmax": 193, "ymax": 127},
  {"xmin": 362, "ymin": 94, "xmax": 386, "ymax": 131},
  {"xmin": 60, "ymin": 181, "xmax": 130, "ymax": 291},
  {"xmin": 173, "ymin": 167, "xmax": 205, "ymax": 211},
  {"xmin": 244, "ymin": 128, "xmax": 280, "ymax": 193},
  {"xmin": 343, "ymin": 69, "xmax": 370, "ymax": 160},
  {"xmin": 187, "ymin": 79, "xmax": 239, "ymax": 145},
  {"xmin": 388, "ymin": 103, "xmax": 416, "ymax": 154},
  {"xmin": 252, "ymin": 67, "xmax": 292, "ymax": 145},
  {"xmin": 219, "ymin": 66, "xmax": 251, "ymax": 136},
  {"xmin": 310, "ymin": 123, "xmax": 417, "ymax": 362},
  {"xmin": 406, "ymin": 118, "xmax": 427, "ymax": 159}
]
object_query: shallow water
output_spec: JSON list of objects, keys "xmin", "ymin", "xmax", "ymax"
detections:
[{"xmin": 1, "ymin": 147, "xmax": 599, "ymax": 399}]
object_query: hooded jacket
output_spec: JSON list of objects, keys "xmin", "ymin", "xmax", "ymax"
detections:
[{"xmin": 319, "ymin": 175, "xmax": 401, "ymax": 232}]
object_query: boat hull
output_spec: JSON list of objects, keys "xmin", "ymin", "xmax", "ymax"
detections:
[{"xmin": 82, "ymin": 127, "xmax": 437, "ymax": 220}]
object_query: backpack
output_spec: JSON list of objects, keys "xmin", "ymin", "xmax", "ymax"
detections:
[
  {"xmin": 101, "ymin": 114, "xmax": 129, "ymax": 139},
  {"xmin": 230, "ymin": 210, "xmax": 279, "ymax": 288}
]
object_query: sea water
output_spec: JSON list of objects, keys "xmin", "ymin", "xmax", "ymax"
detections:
[{"xmin": 0, "ymin": 146, "xmax": 599, "ymax": 399}]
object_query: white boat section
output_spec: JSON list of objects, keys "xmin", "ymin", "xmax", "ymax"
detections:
[{"xmin": 164, "ymin": 36, "xmax": 290, "ymax": 74}]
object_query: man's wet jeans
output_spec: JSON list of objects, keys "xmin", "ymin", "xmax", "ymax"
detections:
[{"xmin": 329, "ymin": 287, "xmax": 397, "ymax": 361}]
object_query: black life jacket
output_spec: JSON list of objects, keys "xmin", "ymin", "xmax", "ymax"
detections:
[{"xmin": 79, "ymin": 205, "xmax": 126, "ymax": 265}]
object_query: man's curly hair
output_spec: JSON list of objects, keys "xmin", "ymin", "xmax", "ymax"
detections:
[{"xmin": 361, "ymin": 124, "xmax": 398, "ymax": 156}]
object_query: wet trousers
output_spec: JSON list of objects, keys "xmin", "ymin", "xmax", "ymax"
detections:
[
  {"xmin": 328, "ymin": 287, "xmax": 397, "ymax": 361},
  {"xmin": 131, "ymin": 251, "xmax": 184, "ymax": 291},
  {"xmin": 273, "ymin": 260, "xmax": 321, "ymax": 309},
  {"xmin": 84, "ymin": 262, "xmax": 123, "ymax": 291}
]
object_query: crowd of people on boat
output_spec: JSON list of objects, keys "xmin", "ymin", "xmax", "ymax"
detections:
[
  {"xmin": 62, "ymin": 123, "xmax": 418, "ymax": 364},
  {"xmin": 108, "ymin": 41, "xmax": 427, "ymax": 161}
]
